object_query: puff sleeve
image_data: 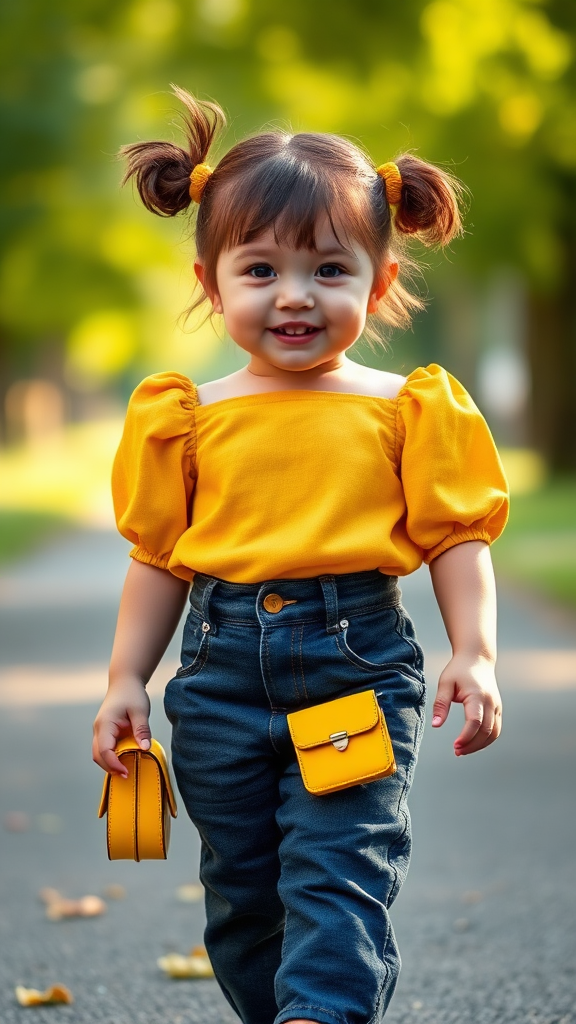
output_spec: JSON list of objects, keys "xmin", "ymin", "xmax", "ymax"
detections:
[
  {"xmin": 111, "ymin": 372, "xmax": 198, "ymax": 571},
  {"xmin": 396, "ymin": 364, "xmax": 509, "ymax": 564}
]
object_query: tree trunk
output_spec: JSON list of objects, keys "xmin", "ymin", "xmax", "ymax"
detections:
[{"xmin": 526, "ymin": 179, "xmax": 576, "ymax": 472}]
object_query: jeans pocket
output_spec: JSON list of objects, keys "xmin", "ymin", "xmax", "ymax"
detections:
[
  {"xmin": 333, "ymin": 606, "xmax": 426, "ymax": 705},
  {"xmin": 334, "ymin": 607, "xmax": 413, "ymax": 671},
  {"xmin": 176, "ymin": 610, "xmax": 210, "ymax": 679}
]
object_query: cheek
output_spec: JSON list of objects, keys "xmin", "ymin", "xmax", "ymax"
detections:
[
  {"xmin": 327, "ymin": 290, "xmax": 370, "ymax": 329},
  {"xmin": 222, "ymin": 292, "xmax": 263, "ymax": 334}
]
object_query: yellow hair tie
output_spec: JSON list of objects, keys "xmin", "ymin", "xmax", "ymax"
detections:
[
  {"xmin": 376, "ymin": 162, "xmax": 403, "ymax": 206},
  {"xmin": 189, "ymin": 163, "xmax": 213, "ymax": 204}
]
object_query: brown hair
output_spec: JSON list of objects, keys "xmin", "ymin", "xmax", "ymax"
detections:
[{"xmin": 121, "ymin": 86, "xmax": 466, "ymax": 335}]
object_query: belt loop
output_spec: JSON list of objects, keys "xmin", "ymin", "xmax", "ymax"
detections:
[
  {"xmin": 319, "ymin": 575, "xmax": 340, "ymax": 634},
  {"xmin": 198, "ymin": 575, "xmax": 218, "ymax": 634}
]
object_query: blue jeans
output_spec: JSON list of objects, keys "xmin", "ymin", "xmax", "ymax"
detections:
[{"xmin": 164, "ymin": 570, "xmax": 426, "ymax": 1024}]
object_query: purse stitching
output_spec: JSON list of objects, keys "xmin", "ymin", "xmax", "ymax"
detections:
[
  {"xmin": 150, "ymin": 756, "xmax": 164, "ymax": 855},
  {"xmin": 295, "ymin": 707, "xmax": 396, "ymax": 794},
  {"xmin": 288, "ymin": 690, "xmax": 379, "ymax": 748},
  {"xmin": 133, "ymin": 753, "xmax": 139, "ymax": 862},
  {"xmin": 106, "ymin": 749, "xmax": 169, "ymax": 860}
]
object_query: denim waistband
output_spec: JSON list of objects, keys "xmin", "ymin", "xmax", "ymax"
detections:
[{"xmin": 189, "ymin": 569, "xmax": 401, "ymax": 633}]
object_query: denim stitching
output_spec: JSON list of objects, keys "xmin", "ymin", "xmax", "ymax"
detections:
[
  {"xmin": 268, "ymin": 712, "xmax": 281, "ymax": 754},
  {"xmin": 297, "ymin": 625, "xmax": 308, "ymax": 699},
  {"xmin": 190, "ymin": 599, "xmax": 401, "ymax": 628},
  {"xmin": 276, "ymin": 1005, "xmax": 347, "ymax": 1024},
  {"xmin": 334, "ymin": 629, "xmax": 387, "ymax": 674},
  {"xmin": 261, "ymin": 629, "xmax": 275, "ymax": 708},
  {"xmin": 366, "ymin": 969, "xmax": 389, "ymax": 1024},
  {"xmin": 290, "ymin": 627, "xmax": 300, "ymax": 702},
  {"xmin": 385, "ymin": 808, "xmax": 409, "ymax": 909},
  {"xmin": 393, "ymin": 608, "xmax": 426, "ymax": 698},
  {"xmin": 262, "ymin": 629, "xmax": 288, "ymax": 711},
  {"xmin": 175, "ymin": 634, "xmax": 209, "ymax": 678},
  {"xmin": 333, "ymin": 610, "xmax": 425, "ymax": 692}
]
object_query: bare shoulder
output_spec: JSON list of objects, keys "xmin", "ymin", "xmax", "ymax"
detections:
[
  {"xmin": 196, "ymin": 369, "xmax": 254, "ymax": 406},
  {"xmin": 342, "ymin": 362, "xmax": 406, "ymax": 400}
]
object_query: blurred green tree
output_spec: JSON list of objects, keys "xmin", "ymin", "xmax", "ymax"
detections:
[{"xmin": 1, "ymin": 0, "xmax": 575, "ymax": 467}]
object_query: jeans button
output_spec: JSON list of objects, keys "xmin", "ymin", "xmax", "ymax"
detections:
[{"xmin": 263, "ymin": 594, "xmax": 283, "ymax": 613}]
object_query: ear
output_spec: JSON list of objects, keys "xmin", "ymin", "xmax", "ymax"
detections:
[
  {"xmin": 194, "ymin": 261, "xmax": 223, "ymax": 314},
  {"xmin": 367, "ymin": 261, "xmax": 399, "ymax": 314}
]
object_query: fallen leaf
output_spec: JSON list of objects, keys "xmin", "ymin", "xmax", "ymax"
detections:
[
  {"xmin": 176, "ymin": 883, "xmax": 203, "ymax": 902},
  {"xmin": 103, "ymin": 883, "xmax": 126, "ymax": 900},
  {"xmin": 4, "ymin": 812, "xmax": 30, "ymax": 832},
  {"xmin": 15, "ymin": 984, "xmax": 73, "ymax": 1006},
  {"xmin": 78, "ymin": 895, "xmax": 106, "ymax": 917},
  {"xmin": 44, "ymin": 894, "xmax": 106, "ymax": 920},
  {"xmin": 157, "ymin": 948, "xmax": 214, "ymax": 979}
]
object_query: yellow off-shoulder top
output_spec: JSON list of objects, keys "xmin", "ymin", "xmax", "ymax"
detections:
[{"xmin": 112, "ymin": 364, "xmax": 509, "ymax": 584}]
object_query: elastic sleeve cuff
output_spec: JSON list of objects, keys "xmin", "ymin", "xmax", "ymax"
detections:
[
  {"xmin": 129, "ymin": 545, "xmax": 172, "ymax": 571},
  {"xmin": 423, "ymin": 529, "xmax": 493, "ymax": 565}
]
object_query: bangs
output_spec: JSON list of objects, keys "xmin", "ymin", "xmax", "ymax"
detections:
[
  {"xmin": 197, "ymin": 137, "xmax": 388, "ymax": 273},
  {"xmin": 226, "ymin": 158, "xmax": 356, "ymax": 251}
]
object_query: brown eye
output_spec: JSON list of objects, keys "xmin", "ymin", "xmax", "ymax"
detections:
[
  {"xmin": 249, "ymin": 264, "xmax": 276, "ymax": 278},
  {"xmin": 317, "ymin": 264, "xmax": 345, "ymax": 278}
]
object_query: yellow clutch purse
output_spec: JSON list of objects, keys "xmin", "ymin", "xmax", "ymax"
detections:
[
  {"xmin": 98, "ymin": 736, "xmax": 177, "ymax": 860},
  {"xmin": 287, "ymin": 689, "xmax": 396, "ymax": 796}
]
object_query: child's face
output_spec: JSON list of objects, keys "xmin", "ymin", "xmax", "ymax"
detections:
[{"xmin": 196, "ymin": 217, "xmax": 391, "ymax": 373}]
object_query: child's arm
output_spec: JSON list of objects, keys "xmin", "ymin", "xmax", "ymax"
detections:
[
  {"xmin": 428, "ymin": 539, "xmax": 501, "ymax": 756},
  {"xmin": 92, "ymin": 560, "xmax": 189, "ymax": 777}
]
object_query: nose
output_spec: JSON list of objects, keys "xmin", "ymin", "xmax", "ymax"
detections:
[{"xmin": 275, "ymin": 275, "xmax": 314, "ymax": 311}]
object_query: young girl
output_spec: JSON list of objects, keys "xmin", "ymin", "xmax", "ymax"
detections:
[{"xmin": 93, "ymin": 87, "xmax": 508, "ymax": 1024}]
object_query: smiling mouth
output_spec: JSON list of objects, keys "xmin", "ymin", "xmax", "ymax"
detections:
[{"xmin": 270, "ymin": 325, "xmax": 322, "ymax": 341}]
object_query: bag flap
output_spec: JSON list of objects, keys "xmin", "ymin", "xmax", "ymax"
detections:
[
  {"xmin": 97, "ymin": 737, "xmax": 177, "ymax": 819},
  {"xmin": 288, "ymin": 689, "xmax": 379, "ymax": 750}
]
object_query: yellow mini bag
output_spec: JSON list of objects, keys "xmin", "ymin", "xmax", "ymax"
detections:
[
  {"xmin": 98, "ymin": 736, "xmax": 177, "ymax": 860},
  {"xmin": 287, "ymin": 689, "xmax": 396, "ymax": 796}
]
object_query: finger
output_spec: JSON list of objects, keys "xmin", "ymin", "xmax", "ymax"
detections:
[
  {"xmin": 93, "ymin": 726, "xmax": 129, "ymax": 777},
  {"xmin": 431, "ymin": 672, "xmax": 456, "ymax": 727},
  {"xmin": 453, "ymin": 697, "xmax": 484, "ymax": 753},
  {"xmin": 128, "ymin": 711, "xmax": 151, "ymax": 751},
  {"xmin": 455, "ymin": 704, "xmax": 501, "ymax": 756}
]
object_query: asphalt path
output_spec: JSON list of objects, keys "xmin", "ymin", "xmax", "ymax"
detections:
[{"xmin": 1, "ymin": 529, "xmax": 575, "ymax": 1024}]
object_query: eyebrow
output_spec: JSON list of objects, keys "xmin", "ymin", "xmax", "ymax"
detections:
[{"xmin": 232, "ymin": 244, "xmax": 359, "ymax": 263}]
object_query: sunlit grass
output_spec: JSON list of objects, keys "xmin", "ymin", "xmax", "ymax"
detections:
[
  {"xmin": 0, "ymin": 510, "xmax": 73, "ymax": 565},
  {"xmin": 493, "ymin": 476, "xmax": 576, "ymax": 608},
  {"xmin": 0, "ymin": 419, "xmax": 123, "ymax": 527}
]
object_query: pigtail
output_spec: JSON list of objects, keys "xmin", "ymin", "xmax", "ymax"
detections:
[
  {"xmin": 120, "ymin": 86, "xmax": 226, "ymax": 217},
  {"xmin": 392, "ymin": 154, "xmax": 466, "ymax": 246}
]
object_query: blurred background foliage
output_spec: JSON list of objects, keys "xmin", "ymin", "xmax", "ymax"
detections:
[{"xmin": 1, "ymin": 0, "xmax": 576, "ymax": 600}]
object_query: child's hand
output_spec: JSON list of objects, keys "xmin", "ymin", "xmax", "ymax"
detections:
[
  {"xmin": 92, "ymin": 678, "xmax": 151, "ymax": 777},
  {"xmin": 431, "ymin": 653, "xmax": 502, "ymax": 756}
]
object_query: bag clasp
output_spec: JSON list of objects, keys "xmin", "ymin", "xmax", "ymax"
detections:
[{"xmin": 329, "ymin": 730, "xmax": 349, "ymax": 752}]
